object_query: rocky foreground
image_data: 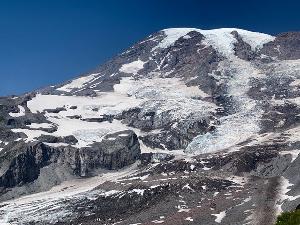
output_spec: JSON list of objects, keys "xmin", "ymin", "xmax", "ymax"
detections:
[{"xmin": 0, "ymin": 28, "xmax": 299, "ymax": 225}]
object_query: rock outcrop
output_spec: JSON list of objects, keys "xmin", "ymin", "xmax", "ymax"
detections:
[
  {"xmin": 0, "ymin": 130, "xmax": 140, "ymax": 191},
  {"xmin": 0, "ymin": 28, "xmax": 299, "ymax": 225}
]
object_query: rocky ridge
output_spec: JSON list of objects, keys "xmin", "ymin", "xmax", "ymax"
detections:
[{"xmin": 0, "ymin": 28, "xmax": 299, "ymax": 225}]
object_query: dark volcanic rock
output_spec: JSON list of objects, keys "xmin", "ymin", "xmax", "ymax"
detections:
[
  {"xmin": 260, "ymin": 32, "xmax": 300, "ymax": 60},
  {"xmin": 0, "ymin": 28, "xmax": 299, "ymax": 225},
  {"xmin": 231, "ymin": 30, "xmax": 257, "ymax": 60},
  {"xmin": 0, "ymin": 130, "xmax": 140, "ymax": 191},
  {"xmin": 77, "ymin": 130, "xmax": 140, "ymax": 174},
  {"xmin": 0, "ymin": 142, "xmax": 58, "ymax": 189},
  {"xmin": 44, "ymin": 107, "xmax": 67, "ymax": 114},
  {"xmin": 37, "ymin": 135, "xmax": 78, "ymax": 145}
]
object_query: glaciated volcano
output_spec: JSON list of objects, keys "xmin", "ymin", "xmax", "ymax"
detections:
[{"xmin": 0, "ymin": 28, "xmax": 299, "ymax": 225}]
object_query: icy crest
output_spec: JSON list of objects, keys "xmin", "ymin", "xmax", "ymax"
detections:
[
  {"xmin": 57, "ymin": 73, "xmax": 100, "ymax": 92},
  {"xmin": 155, "ymin": 28, "xmax": 275, "ymax": 56}
]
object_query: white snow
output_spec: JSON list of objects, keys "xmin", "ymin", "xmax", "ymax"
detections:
[
  {"xmin": 57, "ymin": 73, "xmax": 99, "ymax": 92},
  {"xmin": 27, "ymin": 123, "xmax": 54, "ymax": 129},
  {"xmin": 237, "ymin": 29, "xmax": 275, "ymax": 50},
  {"xmin": 119, "ymin": 59, "xmax": 145, "ymax": 75},
  {"xmin": 100, "ymin": 190, "xmax": 121, "ymax": 197},
  {"xmin": 186, "ymin": 57, "xmax": 263, "ymax": 154},
  {"xmin": 154, "ymin": 28, "xmax": 274, "ymax": 57},
  {"xmin": 227, "ymin": 176, "xmax": 248, "ymax": 186},
  {"xmin": 212, "ymin": 210, "xmax": 226, "ymax": 223},
  {"xmin": 114, "ymin": 76, "xmax": 210, "ymax": 99},
  {"xmin": 177, "ymin": 208, "xmax": 190, "ymax": 213},
  {"xmin": 185, "ymin": 217, "xmax": 193, "ymax": 221},
  {"xmin": 25, "ymin": 74, "xmax": 216, "ymax": 148},
  {"xmin": 9, "ymin": 105, "xmax": 25, "ymax": 117},
  {"xmin": 152, "ymin": 220, "xmax": 164, "ymax": 224},
  {"xmin": 11, "ymin": 128, "xmax": 48, "ymax": 142},
  {"xmin": 283, "ymin": 126, "xmax": 300, "ymax": 143},
  {"xmin": 213, "ymin": 192, "xmax": 219, "ymax": 197},
  {"xmin": 0, "ymin": 163, "xmax": 138, "ymax": 224},
  {"xmin": 276, "ymin": 176, "xmax": 300, "ymax": 215},
  {"xmin": 279, "ymin": 150, "xmax": 300, "ymax": 162},
  {"xmin": 182, "ymin": 183, "xmax": 194, "ymax": 191},
  {"xmin": 44, "ymin": 143, "xmax": 69, "ymax": 147},
  {"xmin": 153, "ymin": 28, "xmax": 196, "ymax": 50},
  {"xmin": 290, "ymin": 79, "xmax": 300, "ymax": 86},
  {"xmin": 128, "ymin": 189, "xmax": 145, "ymax": 196}
]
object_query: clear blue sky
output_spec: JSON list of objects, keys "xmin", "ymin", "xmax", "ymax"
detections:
[{"xmin": 0, "ymin": 0, "xmax": 299, "ymax": 96}]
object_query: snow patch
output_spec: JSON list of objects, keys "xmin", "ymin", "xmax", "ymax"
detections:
[
  {"xmin": 129, "ymin": 189, "xmax": 145, "ymax": 196},
  {"xmin": 9, "ymin": 105, "xmax": 25, "ymax": 117},
  {"xmin": 185, "ymin": 217, "xmax": 193, "ymax": 221},
  {"xmin": 212, "ymin": 210, "xmax": 226, "ymax": 223},
  {"xmin": 27, "ymin": 123, "xmax": 54, "ymax": 129},
  {"xmin": 277, "ymin": 176, "xmax": 300, "ymax": 215},
  {"xmin": 290, "ymin": 79, "xmax": 300, "ymax": 86},
  {"xmin": 57, "ymin": 73, "xmax": 99, "ymax": 92},
  {"xmin": 119, "ymin": 60, "xmax": 145, "ymax": 75},
  {"xmin": 279, "ymin": 150, "xmax": 300, "ymax": 162},
  {"xmin": 0, "ymin": 163, "xmax": 138, "ymax": 224}
]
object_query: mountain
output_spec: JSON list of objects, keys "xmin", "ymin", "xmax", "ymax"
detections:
[{"xmin": 0, "ymin": 27, "xmax": 299, "ymax": 225}]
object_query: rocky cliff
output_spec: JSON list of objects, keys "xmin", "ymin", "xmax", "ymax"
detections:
[{"xmin": 0, "ymin": 28, "xmax": 299, "ymax": 225}]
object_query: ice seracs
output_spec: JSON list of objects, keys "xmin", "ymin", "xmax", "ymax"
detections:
[
  {"xmin": 1, "ymin": 26, "xmax": 299, "ymax": 225},
  {"xmin": 22, "ymin": 73, "xmax": 215, "ymax": 148}
]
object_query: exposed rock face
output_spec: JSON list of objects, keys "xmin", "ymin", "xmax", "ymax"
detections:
[
  {"xmin": 0, "ymin": 130, "xmax": 140, "ymax": 191},
  {"xmin": 37, "ymin": 135, "xmax": 78, "ymax": 144},
  {"xmin": 77, "ymin": 130, "xmax": 140, "ymax": 175},
  {"xmin": 260, "ymin": 32, "xmax": 300, "ymax": 59},
  {"xmin": 0, "ymin": 28, "xmax": 299, "ymax": 225},
  {"xmin": 0, "ymin": 142, "xmax": 59, "ymax": 189},
  {"xmin": 231, "ymin": 30, "xmax": 257, "ymax": 60},
  {"xmin": 117, "ymin": 108, "xmax": 215, "ymax": 150}
]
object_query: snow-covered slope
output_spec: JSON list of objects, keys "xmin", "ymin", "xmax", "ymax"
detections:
[
  {"xmin": 0, "ymin": 28, "xmax": 299, "ymax": 225},
  {"xmin": 153, "ymin": 28, "xmax": 274, "ymax": 55}
]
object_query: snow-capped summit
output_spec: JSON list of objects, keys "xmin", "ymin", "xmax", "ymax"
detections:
[
  {"xmin": 0, "ymin": 28, "xmax": 299, "ymax": 225},
  {"xmin": 154, "ymin": 28, "xmax": 275, "ymax": 55}
]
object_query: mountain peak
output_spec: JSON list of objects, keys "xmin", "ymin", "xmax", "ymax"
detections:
[
  {"xmin": 0, "ymin": 28, "xmax": 299, "ymax": 224},
  {"xmin": 156, "ymin": 27, "xmax": 275, "ymax": 56}
]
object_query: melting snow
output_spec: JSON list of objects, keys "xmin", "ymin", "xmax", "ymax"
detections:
[
  {"xmin": 25, "ymin": 74, "xmax": 215, "ymax": 148},
  {"xmin": 119, "ymin": 59, "xmax": 145, "ymax": 75},
  {"xmin": 277, "ymin": 176, "xmax": 300, "ymax": 214},
  {"xmin": 57, "ymin": 73, "xmax": 99, "ymax": 92},
  {"xmin": 9, "ymin": 105, "xmax": 25, "ymax": 117},
  {"xmin": 152, "ymin": 220, "xmax": 164, "ymax": 224},
  {"xmin": 279, "ymin": 150, "xmax": 300, "ymax": 162},
  {"xmin": 128, "ymin": 189, "xmax": 145, "ymax": 196},
  {"xmin": 290, "ymin": 79, "xmax": 300, "ymax": 86},
  {"xmin": 27, "ymin": 123, "xmax": 54, "ymax": 129},
  {"xmin": 185, "ymin": 217, "xmax": 193, "ymax": 221},
  {"xmin": 0, "ymin": 163, "xmax": 138, "ymax": 224},
  {"xmin": 212, "ymin": 210, "xmax": 226, "ymax": 223}
]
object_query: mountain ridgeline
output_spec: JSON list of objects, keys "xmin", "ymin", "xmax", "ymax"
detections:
[{"xmin": 0, "ymin": 28, "xmax": 299, "ymax": 225}]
